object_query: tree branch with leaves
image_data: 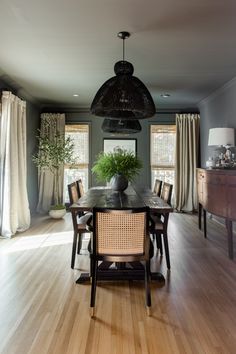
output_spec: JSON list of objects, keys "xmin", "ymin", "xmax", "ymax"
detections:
[{"xmin": 33, "ymin": 130, "xmax": 76, "ymax": 207}]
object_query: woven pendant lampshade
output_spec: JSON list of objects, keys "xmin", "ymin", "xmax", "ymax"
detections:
[
  {"xmin": 90, "ymin": 32, "xmax": 156, "ymax": 120},
  {"xmin": 102, "ymin": 118, "xmax": 142, "ymax": 134}
]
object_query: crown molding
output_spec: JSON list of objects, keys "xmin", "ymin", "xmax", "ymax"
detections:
[
  {"xmin": 0, "ymin": 74, "xmax": 42, "ymax": 108},
  {"xmin": 198, "ymin": 76, "xmax": 236, "ymax": 107}
]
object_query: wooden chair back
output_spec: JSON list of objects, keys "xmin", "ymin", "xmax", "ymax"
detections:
[
  {"xmin": 161, "ymin": 182, "xmax": 173, "ymax": 205},
  {"xmin": 77, "ymin": 179, "xmax": 85, "ymax": 197},
  {"xmin": 92, "ymin": 207, "xmax": 150, "ymax": 260},
  {"xmin": 68, "ymin": 181, "xmax": 80, "ymax": 204},
  {"xmin": 153, "ymin": 179, "xmax": 162, "ymax": 196}
]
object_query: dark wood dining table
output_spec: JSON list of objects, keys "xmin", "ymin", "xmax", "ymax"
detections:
[{"xmin": 70, "ymin": 185, "xmax": 173, "ymax": 284}]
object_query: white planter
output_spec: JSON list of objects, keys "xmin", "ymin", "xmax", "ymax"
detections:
[{"xmin": 49, "ymin": 208, "xmax": 66, "ymax": 219}]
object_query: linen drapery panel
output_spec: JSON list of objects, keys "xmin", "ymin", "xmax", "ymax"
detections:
[
  {"xmin": 37, "ymin": 113, "xmax": 65, "ymax": 213},
  {"xmin": 0, "ymin": 91, "xmax": 30, "ymax": 238},
  {"xmin": 174, "ymin": 114, "xmax": 200, "ymax": 212}
]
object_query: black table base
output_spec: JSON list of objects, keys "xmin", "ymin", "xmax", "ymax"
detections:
[{"xmin": 76, "ymin": 262, "xmax": 165, "ymax": 283}]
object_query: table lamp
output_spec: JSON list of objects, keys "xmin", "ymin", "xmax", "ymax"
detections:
[{"xmin": 208, "ymin": 127, "xmax": 235, "ymax": 166}]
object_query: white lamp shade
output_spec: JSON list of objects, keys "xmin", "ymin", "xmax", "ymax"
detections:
[{"xmin": 208, "ymin": 128, "xmax": 235, "ymax": 146}]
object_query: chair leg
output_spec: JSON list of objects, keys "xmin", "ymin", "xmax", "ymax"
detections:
[
  {"xmin": 90, "ymin": 259, "xmax": 97, "ymax": 318},
  {"xmin": 87, "ymin": 239, "xmax": 92, "ymax": 253},
  {"xmin": 144, "ymin": 260, "xmax": 151, "ymax": 315},
  {"xmin": 163, "ymin": 232, "xmax": 170, "ymax": 270},
  {"xmin": 71, "ymin": 232, "xmax": 78, "ymax": 269},
  {"xmin": 77, "ymin": 232, "xmax": 83, "ymax": 254},
  {"xmin": 156, "ymin": 233, "xmax": 163, "ymax": 255},
  {"xmin": 155, "ymin": 233, "xmax": 159, "ymax": 249}
]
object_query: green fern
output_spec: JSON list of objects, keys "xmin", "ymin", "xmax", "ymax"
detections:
[{"xmin": 92, "ymin": 149, "xmax": 142, "ymax": 182}]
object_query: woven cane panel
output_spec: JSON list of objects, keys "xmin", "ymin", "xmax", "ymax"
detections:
[
  {"xmin": 161, "ymin": 183, "xmax": 172, "ymax": 203},
  {"xmin": 154, "ymin": 179, "xmax": 162, "ymax": 195},
  {"xmin": 96, "ymin": 212, "xmax": 146, "ymax": 255},
  {"xmin": 71, "ymin": 185, "xmax": 79, "ymax": 203},
  {"xmin": 162, "ymin": 186, "xmax": 169, "ymax": 202},
  {"xmin": 78, "ymin": 181, "xmax": 85, "ymax": 197}
]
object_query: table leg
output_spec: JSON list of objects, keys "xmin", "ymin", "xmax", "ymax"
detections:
[
  {"xmin": 198, "ymin": 203, "xmax": 202, "ymax": 230},
  {"xmin": 203, "ymin": 209, "xmax": 207, "ymax": 238},
  {"xmin": 226, "ymin": 219, "xmax": 234, "ymax": 260}
]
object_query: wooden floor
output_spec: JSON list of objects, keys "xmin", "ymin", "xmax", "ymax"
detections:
[{"xmin": 1, "ymin": 212, "xmax": 236, "ymax": 354}]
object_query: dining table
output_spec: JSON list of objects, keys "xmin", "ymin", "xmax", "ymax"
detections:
[{"xmin": 70, "ymin": 184, "xmax": 173, "ymax": 284}]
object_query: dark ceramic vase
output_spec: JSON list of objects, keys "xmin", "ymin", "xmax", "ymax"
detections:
[{"xmin": 110, "ymin": 174, "xmax": 128, "ymax": 192}]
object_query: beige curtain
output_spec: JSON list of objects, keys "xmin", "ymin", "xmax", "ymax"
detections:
[
  {"xmin": 0, "ymin": 91, "xmax": 30, "ymax": 237},
  {"xmin": 36, "ymin": 113, "xmax": 65, "ymax": 213},
  {"xmin": 175, "ymin": 114, "xmax": 200, "ymax": 212}
]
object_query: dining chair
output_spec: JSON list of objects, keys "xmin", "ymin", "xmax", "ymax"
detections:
[
  {"xmin": 150, "ymin": 182, "xmax": 173, "ymax": 269},
  {"xmin": 68, "ymin": 181, "xmax": 81, "ymax": 213},
  {"xmin": 161, "ymin": 182, "xmax": 173, "ymax": 205},
  {"xmin": 153, "ymin": 178, "xmax": 162, "ymax": 197},
  {"xmin": 77, "ymin": 179, "xmax": 85, "ymax": 197},
  {"xmin": 90, "ymin": 207, "xmax": 152, "ymax": 317},
  {"xmin": 68, "ymin": 181, "xmax": 92, "ymax": 269}
]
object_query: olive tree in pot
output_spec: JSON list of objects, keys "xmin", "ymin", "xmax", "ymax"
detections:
[
  {"xmin": 92, "ymin": 149, "xmax": 143, "ymax": 192},
  {"xmin": 33, "ymin": 129, "xmax": 75, "ymax": 218}
]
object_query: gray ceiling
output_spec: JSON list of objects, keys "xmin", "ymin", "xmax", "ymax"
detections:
[{"xmin": 1, "ymin": 0, "xmax": 236, "ymax": 111}]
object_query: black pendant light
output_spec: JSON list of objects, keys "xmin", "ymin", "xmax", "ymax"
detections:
[
  {"xmin": 90, "ymin": 31, "xmax": 156, "ymax": 120},
  {"xmin": 102, "ymin": 118, "xmax": 142, "ymax": 134}
]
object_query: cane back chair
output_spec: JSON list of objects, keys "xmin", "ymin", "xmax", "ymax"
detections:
[
  {"xmin": 153, "ymin": 178, "xmax": 163, "ymax": 197},
  {"xmin": 90, "ymin": 207, "xmax": 152, "ymax": 317}
]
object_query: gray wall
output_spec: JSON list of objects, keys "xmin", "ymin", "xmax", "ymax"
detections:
[
  {"xmin": 198, "ymin": 77, "xmax": 236, "ymax": 166},
  {"xmin": 66, "ymin": 112, "xmax": 175, "ymax": 188},
  {"xmin": 26, "ymin": 103, "xmax": 41, "ymax": 211}
]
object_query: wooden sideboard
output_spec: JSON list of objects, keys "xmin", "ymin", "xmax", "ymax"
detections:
[{"xmin": 197, "ymin": 168, "xmax": 236, "ymax": 259}]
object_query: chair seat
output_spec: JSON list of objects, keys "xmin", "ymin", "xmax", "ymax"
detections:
[
  {"xmin": 77, "ymin": 212, "xmax": 93, "ymax": 231},
  {"xmin": 150, "ymin": 215, "xmax": 164, "ymax": 231},
  {"xmin": 77, "ymin": 212, "xmax": 92, "ymax": 223}
]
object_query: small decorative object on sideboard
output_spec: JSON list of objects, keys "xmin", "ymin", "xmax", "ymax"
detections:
[
  {"xmin": 208, "ymin": 127, "xmax": 235, "ymax": 169},
  {"xmin": 215, "ymin": 150, "xmax": 236, "ymax": 169},
  {"xmin": 206, "ymin": 157, "xmax": 215, "ymax": 169}
]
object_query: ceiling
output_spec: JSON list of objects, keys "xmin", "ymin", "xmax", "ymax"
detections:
[{"xmin": 1, "ymin": 0, "xmax": 236, "ymax": 112}]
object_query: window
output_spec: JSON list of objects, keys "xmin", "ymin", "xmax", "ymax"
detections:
[
  {"xmin": 150, "ymin": 124, "xmax": 176, "ymax": 189},
  {"xmin": 64, "ymin": 124, "xmax": 89, "ymax": 203}
]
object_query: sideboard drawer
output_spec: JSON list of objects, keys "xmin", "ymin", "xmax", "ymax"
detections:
[
  {"xmin": 227, "ymin": 175, "xmax": 236, "ymax": 186},
  {"xmin": 197, "ymin": 169, "xmax": 207, "ymax": 207},
  {"xmin": 205, "ymin": 173, "xmax": 226, "ymax": 185},
  {"xmin": 198, "ymin": 169, "xmax": 206, "ymax": 180},
  {"xmin": 207, "ymin": 184, "xmax": 227, "ymax": 217}
]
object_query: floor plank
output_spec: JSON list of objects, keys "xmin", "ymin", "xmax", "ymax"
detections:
[{"xmin": 1, "ymin": 212, "xmax": 236, "ymax": 354}]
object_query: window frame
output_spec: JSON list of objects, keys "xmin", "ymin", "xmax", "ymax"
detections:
[
  {"xmin": 150, "ymin": 124, "xmax": 176, "ymax": 189},
  {"xmin": 64, "ymin": 123, "xmax": 90, "ymax": 204}
]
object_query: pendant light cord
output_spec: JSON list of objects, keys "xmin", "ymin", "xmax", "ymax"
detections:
[{"xmin": 123, "ymin": 38, "xmax": 125, "ymax": 61}]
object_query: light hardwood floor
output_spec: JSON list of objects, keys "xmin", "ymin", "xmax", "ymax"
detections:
[{"xmin": 1, "ymin": 212, "xmax": 236, "ymax": 354}]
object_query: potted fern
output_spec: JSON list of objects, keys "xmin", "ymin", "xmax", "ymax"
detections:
[
  {"xmin": 33, "ymin": 129, "xmax": 76, "ymax": 218},
  {"xmin": 92, "ymin": 149, "xmax": 142, "ymax": 192}
]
